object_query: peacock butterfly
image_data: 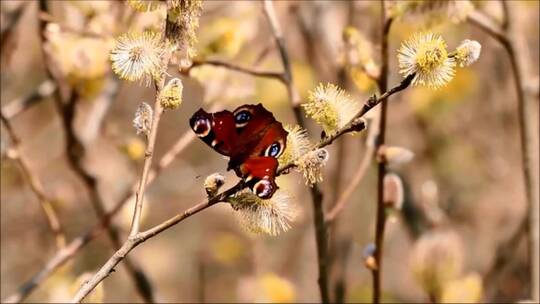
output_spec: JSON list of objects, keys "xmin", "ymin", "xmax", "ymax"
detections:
[{"xmin": 189, "ymin": 103, "xmax": 288, "ymax": 199}]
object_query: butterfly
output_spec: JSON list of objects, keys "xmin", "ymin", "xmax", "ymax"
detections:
[{"xmin": 190, "ymin": 104, "xmax": 288, "ymax": 199}]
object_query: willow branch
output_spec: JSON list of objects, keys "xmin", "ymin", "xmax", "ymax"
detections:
[
  {"xmin": 325, "ymin": 135, "xmax": 376, "ymax": 224},
  {"xmin": 1, "ymin": 80, "xmax": 57, "ymax": 119},
  {"xmin": 469, "ymin": 8, "xmax": 540, "ymax": 302},
  {"xmin": 70, "ymin": 187, "xmax": 233, "ymax": 303},
  {"xmin": 0, "ymin": 2, "xmax": 27, "ymax": 40},
  {"xmin": 186, "ymin": 59, "xmax": 284, "ymax": 81},
  {"xmin": 129, "ymin": 89, "xmax": 164, "ymax": 237},
  {"xmin": 2, "ymin": 125, "xmax": 200, "ymax": 303},
  {"xmin": 262, "ymin": 1, "xmax": 329, "ymax": 302},
  {"xmin": 372, "ymin": 2, "xmax": 393, "ymax": 302},
  {"xmin": 0, "ymin": 112, "xmax": 66, "ymax": 249},
  {"xmin": 36, "ymin": 1, "xmax": 155, "ymax": 302}
]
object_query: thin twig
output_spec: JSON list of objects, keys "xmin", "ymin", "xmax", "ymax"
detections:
[
  {"xmin": 1, "ymin": 1, "xmax": 28, "ymax": 66},
  {"xmin": 372, "ymin": 2, "xmax": 393, "ymax": 302},
  {"xmin": 129, "ymin": 92, "xmax": 164, "ymax": 237},
  {"xmin": 0, "ymin": 2, "xmax": 27, "ymax": 39},
  {"xmin": 469, "ymin": 8, "xmax": 539, "ymax": 302},
  {"xmin": 325, "ymin": 137, "xmax": 376, "ymax": 224},
  {"xmin": 327, "ymin": 4, "xmax": 363, "ymax": 301},
  {"xmin": 36, "ymin": 1, "xmax": 155, "ymax": 302},
  {"xmin": 70, "ymin": 188, "xmax": 234, "ymax": 303},
  {"xmin": 2, "ymin": 127, "xmax": 199, "ymax": 303},
  {"xmin": 1, "ymin": 80, "xmax": 57, "ymax": 120},
  {"xmin": 186, "ymin": 59, "xmax": 284, "ymax": 81},
  {"xmin": 68, "ymin": 66, "xmax": 415, "ymax": 303},
  {"xmin": 262, "ymin": 1, "xmax": 329, "ymax": 302},
  {"xmin": 0, "ymin": 112, "xmax": 66, "ymax": 249}
]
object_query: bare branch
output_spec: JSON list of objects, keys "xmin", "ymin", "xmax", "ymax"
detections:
[
  {"xmin": 325, "ymin": 137, "xmax": 376, "ymax": 224},
  {"xmin": 186, "ymin": 59, "xmax": 284, "ymax": 81},
  {"xmin": 2, "ymin": 126, "xmax": 200, "ymax": 303},
  {"xmin": 262, "ymin": 2, "xmax": 328, "ymax": 301},
  {"xmin": 372, "ymin": 2, "xmax": 393, "ymax": 302},
  {"xmin": 128, "ymin": 95, "xmax": 164, "ymax": 237},
  {"xmin": 0, "ymin": 111, "xmax": 66, "ymax": 250},
  {"xmin": 470, "ymin": 8, "xmax": 540, "ymax": 302},
  {"xmin": 36, "ymin": 1, "xmax": 155, "ymax": 301},
  {"xmin": 1, "ymin": 80, "xmax": 56, "ymax": 119}
]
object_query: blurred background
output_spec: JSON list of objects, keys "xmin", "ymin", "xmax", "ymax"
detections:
[{"xmin": 1, "ymin": 1, "xmax": 539, "ymax": 303}]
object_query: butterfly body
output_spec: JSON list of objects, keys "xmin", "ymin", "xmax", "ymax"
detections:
[{"xmin": 190, "ymin": 104, "xmax": 288, "ymax": 199}]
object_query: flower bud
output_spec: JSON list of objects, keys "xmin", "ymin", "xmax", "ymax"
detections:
[
  {"xmin": 383, "ymin": 173, "xmax": 404, "ymax": 210},
  {"xmin": 296, "ymin": 148, "xmax": 329, "ymax": 186},
  {"xmin": 204, "ymin": 173, "xmax": 225, "ymax": 197},
  {"xmin": 454, "ymin": 39, "xmax": 481, "ymax": 67},
  {"xmin": 377, "ymin": 145, "xmax": 415, "ymax": 166},
  {"xmin": 133, "ymin": 102, "xmax": 153, "ymax": 136},
  {"xmin": 410, "ymin": 229, "xmax": 464, "ymax": 299},
  {"xmin": 159, "ymin": 78, "xmax": 183, "ymax": 109},
  {"xmin": 363, "ymin": 243, "xmax": 377, "ymax": 270}
]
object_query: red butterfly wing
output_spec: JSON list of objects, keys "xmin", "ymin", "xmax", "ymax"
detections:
[
  {"xmin": 189, "ymin": 108, "xmax": 238, "ymax": 156},
  {"xmin": 227, "ymin": 104, "xmax": 288, "ymax": 170},
  {"xmin": 233, "ymin": 104, "xmax": 276, "ymax": 136},
  {"xmin": 237, "ymin": 156, "xmax": 279, "ymax": 199},
  {"xmin": 190, "ymin": 103, "xmax": 288, "ymax": 199}
]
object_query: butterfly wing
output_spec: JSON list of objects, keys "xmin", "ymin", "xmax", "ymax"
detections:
[
  {"xmin": 189, "ymin": 108, "xmax": 238, "ymax": 156},
  {"xmin": 237, "ymin": 156, "xmax": 279, "ymax": 199},
  {"xmin": 190, "ymin": 104, "xmax": 288, "ymax": 199},
  {"xmin": 227, "ymin": 104, "xmax": 288, "ymax": 170},
  {"xmin": 232, "ymin": 104, "xmax": 276, "ymax": 135}
]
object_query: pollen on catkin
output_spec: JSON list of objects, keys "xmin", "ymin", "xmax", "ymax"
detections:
[
  {"xmin": 158, "ymin": 78, "xmax": 183, "ymax": 109},
  {"xmin": 110, "ymin": 31, "xmax": 165, "ymax": 85},
  {"xmin": 303, "ymin": 83, "xmax": 360, "ymax": 134},
  {"xmin": 453, "ymin": 39, "xmax": 481, "ymax": 67},
  {"xmin": 398, "ymin": 32, "xmax": 456, "ymax": 89},
  {"xmin": 228, "ymin": 190, "xmax": 297, "ymax": 236},
  {"xmin": 165, "ymin": 0, "xmax": 203, "ymax": 59},
  {"xmin": 296, "ymin": 148, "xmax": 329, "ymax": 186},
  {"xmin": 278, "ymin": 125, "xmax": 312, "ymax": 166},
  {"xmin": 127, "ymin": 0, "xmax": 163, "ymax": 12}
]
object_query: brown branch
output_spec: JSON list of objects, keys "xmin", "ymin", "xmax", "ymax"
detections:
[
  {"xmin": 36, "ymin": 1, "xmax": 155, "ymax": 302},
  {"xmin": 2, "ymin": 197, "xmax": 124, "ymax": 304},
  {"xmin": 2, "ymin": 126, "xmax": 200, "ymax": 303},
  {"xmin": 261, "ymin": 1, "xmax": 329, "ymax": 302},
  {"xmin": 327, "ymin": 5, "xmax": 362, "ymax": 302},
  {"xmin": 469, "ymin": 8, "xmax": 540, "ymax": 302},
  {"xmin": 0, "ymin": 1, "xmax": 28, "ymax": 68},
  {"xmin": 186, "ymin": 59, "xmax": 284, "ymax": 81},
  {"xmin": 0, "ymin": 111, "xmax": 66, "ymax": 250},
  {"xmin": 372, "ymin": 2, "xmax": 393, "ymax": 302},
  {"xmin": 325, "ymin": 133, "xmax": 376, "ymax": 224},
  {"xmin": 129, "ymin": 92, "xmax": 164, "ymax": 237},
  {"xmin": 0, "ymin": 2, "xmax": 27, "ymax": 39},
  {"xmin": 70, "ymin": 188, "xmax": 234, "ymax": 303},
  {"xmin": 1, "ymin": 80, "xmax": 57, "ymax": 120}
]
